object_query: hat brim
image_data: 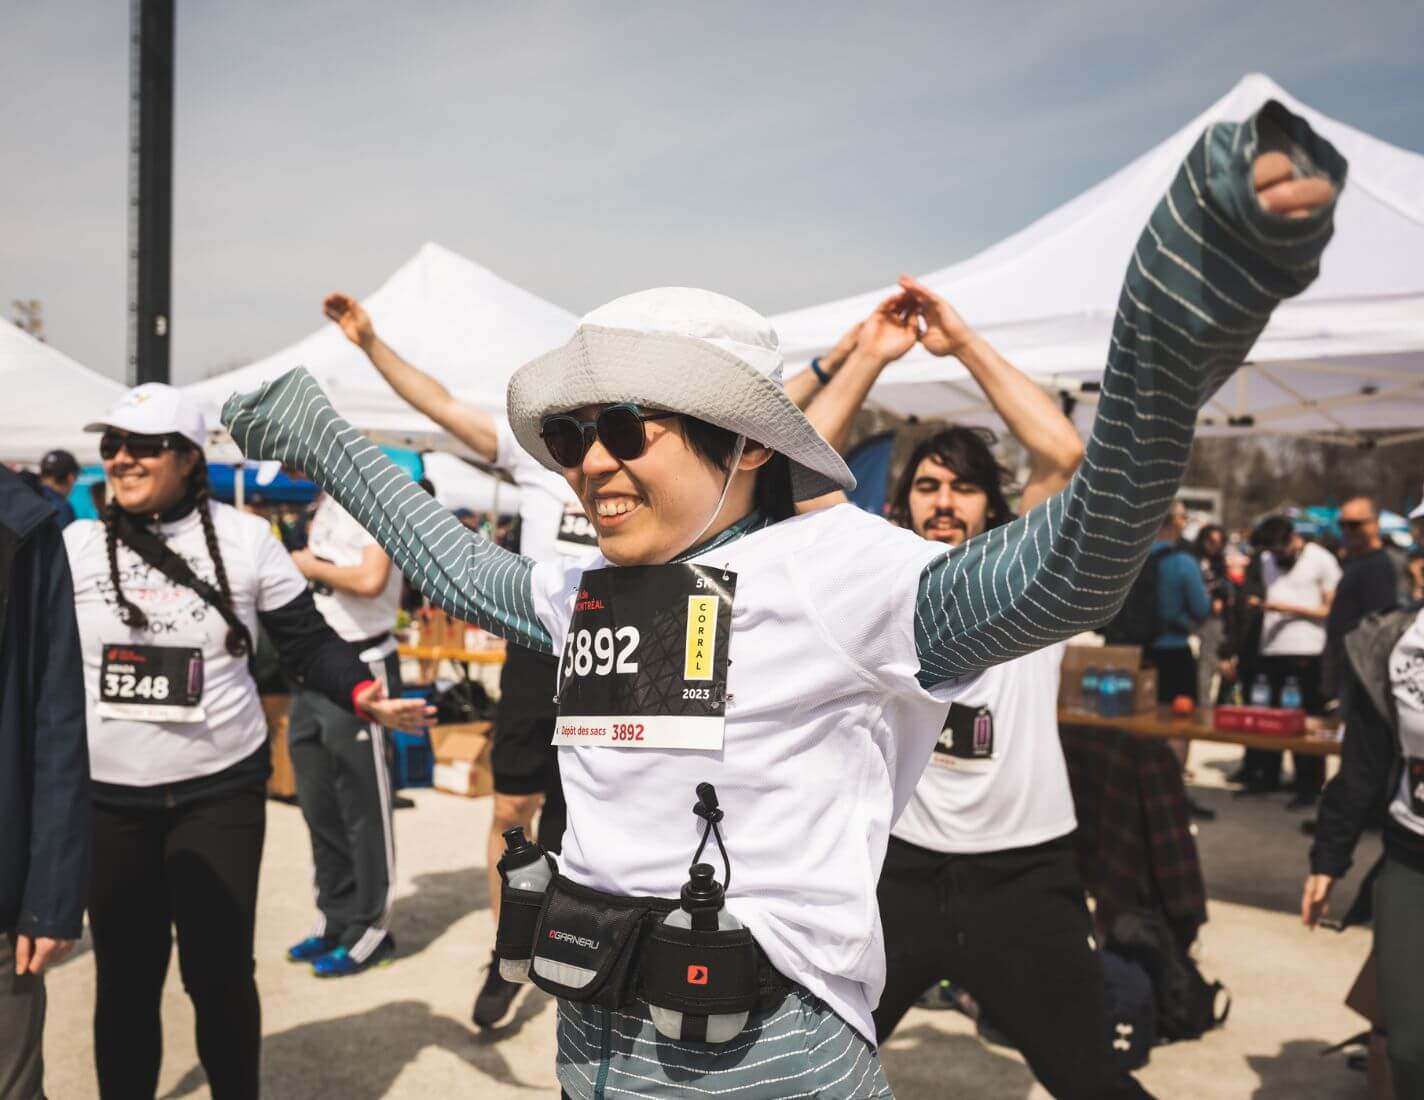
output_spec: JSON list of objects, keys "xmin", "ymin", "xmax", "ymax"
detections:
[
  {"xmin": 507, "ymin": 326, "xmax": 855, "ymax": 502},
  {"xmin": 82, "ymin": 414, "xmax": 205, "ymax": 449}
]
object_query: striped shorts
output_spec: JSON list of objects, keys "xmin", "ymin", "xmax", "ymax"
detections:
[{"xmin": 556, "ymin": 988, "xmax": 894, "ymax": 1099}]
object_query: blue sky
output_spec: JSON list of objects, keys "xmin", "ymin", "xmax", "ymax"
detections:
[{"xmin": 4, "ymin": 1, "xmax": 1422, "ymax": 383}]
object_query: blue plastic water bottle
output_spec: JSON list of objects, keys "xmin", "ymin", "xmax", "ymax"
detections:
[
  {"xmin": 1081, "ymin": 666, "xmax": 1099, "ymax": 713},
  {"xmin": 1281, "ymin": 676, "xmax": 1303, "ymax": 711},
  {"xmin": 1117, "ymin": 668, "xmax": 1136, "ymax": 715},
  {"xmin": 1250, "ymin": 674, "xmax": 1271, "ymax": 708},
  {"xmin": 1098, "ymin": 666, "xmax": 1119, "ymax": 717}
]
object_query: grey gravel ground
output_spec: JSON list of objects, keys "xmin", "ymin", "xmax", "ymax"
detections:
[{"xmin": 41, "ymin": 741, "xmax": 1378, "ymax": 1098}]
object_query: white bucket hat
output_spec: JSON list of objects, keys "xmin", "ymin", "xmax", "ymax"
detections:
[
  {"xmin": 507, "ymin": 288, "xmax": 854, "ymax": 501},
  {"xmin": 84, "ymin": 382, "xmax": 207, "ymax": 449}
]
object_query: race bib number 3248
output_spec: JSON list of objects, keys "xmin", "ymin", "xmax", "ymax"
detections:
[
  {"xmin": 554, "ymin": 564, "xmax": 735, "ymax": 751},
  {"xmin": 97, "ymin": 644, "xmax": 206, "ymax": 724}
]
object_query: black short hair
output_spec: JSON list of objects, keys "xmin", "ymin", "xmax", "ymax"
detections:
[
  {"xmin": 1252, "ymin": 515, "xmax": 1295, "ymax": 550},
  {"xmin": 887, "ymin": 428, "xmax": 1014, "ymax": 531},
  {"xmin": 679, "ymin": 417, "xmax": 795, "ymax": 521},
  {"xmin": 40, "ymin": 449, "xmax": 79, "ymax": 481},
  {"xmin": 1193, "ymin": 523, "xmax": 1226, "ymax": 557}
]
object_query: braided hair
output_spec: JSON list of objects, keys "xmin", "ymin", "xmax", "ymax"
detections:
[{"xmin": 103, "ymin": 444, "xmax": 250, "ymax": 657}]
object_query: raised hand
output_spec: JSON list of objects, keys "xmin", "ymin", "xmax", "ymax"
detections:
[
  {"xmin": 323, "ymin": 292, "xmax": 376, "ymax": 350},
  {"xmin": 1253, "ymin": 151, "xmax": 1337, "ymax": 218},
  {"xmin": 897, "ymin": 275, "xmax": 974, "ymax": 358},
  {"xmin": 855, "ymin": 291, "xmax": 919, "ymax": 365}
]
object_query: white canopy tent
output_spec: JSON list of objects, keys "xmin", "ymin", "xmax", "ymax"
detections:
[
  {"xmin": 0, "ymin": 320, "xmax": 127, "ymax": 464},
  {"xmin": 420, "ymin": 451, "xmax": 522, "ymax": 516},
  {"xmin": 770, "ymin": 74, "xmax": 1424, "ymax": 445},
  {"xmin": 186, "ymin": 241, "xmax": 576, "ymax": 452}
]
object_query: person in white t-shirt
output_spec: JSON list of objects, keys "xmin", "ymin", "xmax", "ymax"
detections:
[
  {"xmin": 791, "ymin": 278, "xmax": 1149, "ymax": 1098},
  {"xmin": 1241, "ymin": 515, "xmax": 1342, "ymax": 806},
  {"xmin": 282, "ymin": 491, "xmax": 405, "ymax": 977},
  {"xmin": 322, "ymin": 291, "xmax": 588, "ymax": 1027},
  {"xmin": 223, "ymin": 119, "xmax": 1341, "ymax": 1099},
  {"xmin": 63, "ymin": 385, "xmax": 427, "ymax": 1099}
]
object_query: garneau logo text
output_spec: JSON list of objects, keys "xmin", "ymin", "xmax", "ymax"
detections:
[{"xmin": 548, "ymin": 929, "xmax": 600, "ymax": 950}]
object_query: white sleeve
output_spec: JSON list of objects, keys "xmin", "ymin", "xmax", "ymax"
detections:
[
  {"xmin": 250, "ymin": 517, "xmax": 310, "ymax": 612},
  {"xmin": 1320, "ymin": 546, "xmax": 1343, "ymax": 595}
]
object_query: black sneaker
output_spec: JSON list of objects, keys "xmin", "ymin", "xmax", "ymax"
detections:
[
  {"xmin": 1287, "ymin": 790, "xmax": 1320, "ymax": 811},
  {"xmin": 472, "ymin": 949, "xmax": 521, "ymax": 1029},
  {"xmin": 1186, "ymin": 797, "xmax": 1217, "ymax": 821}
]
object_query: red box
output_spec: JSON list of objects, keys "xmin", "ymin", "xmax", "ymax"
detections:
[{"xmin": 1213, "ymin": 705, "xmax": 1306, "ymax": 736}]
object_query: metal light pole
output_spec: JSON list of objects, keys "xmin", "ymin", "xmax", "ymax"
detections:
[{"xmin": 127, "ymin": 0, "xmax": 175, "ymax": 385}]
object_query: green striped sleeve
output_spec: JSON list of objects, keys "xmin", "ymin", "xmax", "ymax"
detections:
[
  {"xmin": 914, "ymin": 100, "xmax": 1347, "ymax": 687},
  {"xmin": 221, "ymin": 370, "xmax": 552, "ymax": 652}
]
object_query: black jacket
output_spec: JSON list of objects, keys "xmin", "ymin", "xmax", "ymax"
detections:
[
  {"xmin": 1310, "ymin": 602, "xmax": 1424, "ymax": 927},
  {"xmin": 0, "ymin": 467, "xmax": 90, "ymax": 939}
]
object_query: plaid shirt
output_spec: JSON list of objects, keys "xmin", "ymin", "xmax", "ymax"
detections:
[{"xmin": 1061, "ymin": 724, "xmax": 1207, "ymax": 943}]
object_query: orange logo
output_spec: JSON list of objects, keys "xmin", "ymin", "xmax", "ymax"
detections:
[{"xmin": 687, "ymin": 965, "xmax": 709, "ymax": 985}]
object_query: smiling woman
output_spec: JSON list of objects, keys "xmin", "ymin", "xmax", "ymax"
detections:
[{"xmin": 224, "ymin": 100, "xmax": 1345, "ymax": 1099}]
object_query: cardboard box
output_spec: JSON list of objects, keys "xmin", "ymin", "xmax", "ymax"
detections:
[
  {"xmin": 1059, "ymin": 645, "xmax": 1158, "ymax": 714},
  {"xmin": 262, "ymin": 694, "xmax": 297, "ymax": 800},
  {"xmin": 1213, "ymin": 705, "xmax": 1306, "ymax": 736},
  {"xmin": 429, "ymin": 721, "xmax": 494, "ymax": 798}
]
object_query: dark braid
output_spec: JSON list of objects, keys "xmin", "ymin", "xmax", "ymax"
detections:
[
  {"xmin": 190, "ymin": 461, "xmax": 249, "ymax": 658},
  {"xmin": 103, "ymin": 500, "xmax": 150, "ymax": 629}
]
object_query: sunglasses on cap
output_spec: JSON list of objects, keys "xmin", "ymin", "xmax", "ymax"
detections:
[
  {"xmin": 99, "ymin": 430, "xmax": 180, "ymax": 461},
  {"xmin": 539, "ymin": 404, "xmax": 678, "ymax": 469}
]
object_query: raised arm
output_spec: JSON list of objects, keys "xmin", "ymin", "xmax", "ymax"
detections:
[
  {"xmin": 897, "ymin": 275, "xmax": 1083, "ymax": 513},
  {"xmin": 915, "ymin": 101, "xmax": 1345, "ymax": 686},
  {"xmin": 323, "ymin": 293, "xmax": 500, "ymax": 461},
  {"xmin": 222, "ymin": 369, "xmax": 552, "ymax": 652}
]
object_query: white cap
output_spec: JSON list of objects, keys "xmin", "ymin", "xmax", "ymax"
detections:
[
  {"xmin": 1410, "ymin": 491, "xmax": 1424, "ymax": 521},
  {"xmin": 85, "ymin": 383, "xmax": 207, "ymax": 448}
]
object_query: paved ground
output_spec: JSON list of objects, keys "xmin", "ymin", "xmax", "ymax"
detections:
[{"xmin": 42, "ymin": 741, "xmax": 1380, "ymax": 1098}]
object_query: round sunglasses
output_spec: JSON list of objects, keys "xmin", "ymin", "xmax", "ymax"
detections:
[
  {"xmin": 539, "ymin": 404, "xmax": 677, "ymax": 468},
  {"xmin": 99, "ymin": 430, "xmax": 179, "ymax": 461}
]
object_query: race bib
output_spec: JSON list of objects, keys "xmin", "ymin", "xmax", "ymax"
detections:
[
  {"xmin": 553, "ymin": 564, "xmax": 735, "ymax": 750},
  {"xmin": 928, "ymin": 703, "xmax": 995, "ymax": 774},
  {"xmin": 97, "ymin": 644, "xmax": 206, "ymax": 723},
  {"xmin": 554, "ymin": 504, "xmax": 599, "ymax": 557}
]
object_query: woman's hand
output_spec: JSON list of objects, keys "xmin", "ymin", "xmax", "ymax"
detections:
[
  {"xmin": 356, "ymin": 680, "xmax": 436, "ymax": 728},
  {"xmin": 1300, "ymin": 873, "xmax": 1335, "ymax": 928},
  {"xmin": 1253, "ymin": 151, "xmax": 1337, "ymax": 218}
]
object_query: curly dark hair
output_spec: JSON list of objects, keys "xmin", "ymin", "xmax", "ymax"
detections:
[{"xmin": 887, "ymin": 427, "xmax": 1015, "ymax": 532}]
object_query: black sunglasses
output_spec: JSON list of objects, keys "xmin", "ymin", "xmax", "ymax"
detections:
[
  {"xmin": 1337, "ymin": 519, "xmax": 1370, "ymax": 530},
  {"xmin": 99, "ymin": 430, "xmax": 177, "ymax": 461},
  {"xmin": 539, "ymin": 404, "xmax": 678, "ymax": 468}
]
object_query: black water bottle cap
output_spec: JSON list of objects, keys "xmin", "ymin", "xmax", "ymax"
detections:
[
  {"xmin": 681, "ymin": 862, "xmax": 724, "ymax": 911},
  {"xmin": 500, "ymin": 827, "xmax": 542, "ymax": 871}
]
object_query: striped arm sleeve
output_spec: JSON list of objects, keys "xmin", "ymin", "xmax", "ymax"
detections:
[
  {"xmin": 221, "ymin": 368, "xmax": 552, "ymax": 652},
  {"xmin": 914, "ymin": 100, "xmax": 1347, "ymax": 687}
]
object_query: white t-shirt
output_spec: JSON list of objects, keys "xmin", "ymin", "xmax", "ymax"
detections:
[
  {"xmin": 307, "ymin": 495, "xmax": 401, "ymax": 643},
  {"xmin": 893, "ymin": 643, "xmax": 1076, "ymax": 854},
  {"xmin": 1261, "ymin": 542, "xmax": 1341, "ymax": 657},
  {"xmin": 1390, "ymin": 609, "xmax": 1424, "ymax": 838},
  {"xmin": 64, "ymin": 503, "xmax": 308, "ymax": 786},
  {"xmin": 531, "ymin": 504, "xmax": 970, "ymax": 1044},
  {"xmin": 494, "ymin": 418, "xmax": 596, "ymax": 565}
]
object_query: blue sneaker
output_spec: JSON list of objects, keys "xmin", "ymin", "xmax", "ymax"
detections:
[
  {"xmin": 286, "ymin": 934, "xmax": 339, "ymax": 964},
  {"xmin": 311, "ymin": 936, "xmax": 396, "ymax": 978}
]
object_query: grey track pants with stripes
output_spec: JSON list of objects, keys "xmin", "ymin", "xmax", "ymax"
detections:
[
  {"xmin": 289, "ymin": 648, "xmax": 399, "ymax": 959},
  {"xmin": 557, "ymin": 989, "xmax": 893, "ymax": 1099}
]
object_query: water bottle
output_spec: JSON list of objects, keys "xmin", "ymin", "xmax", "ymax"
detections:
[
  {"xmin": 1249, "ymin": 674, "xmax": 1271, "ymax": 708},
  {"xmin": 1080, "ymin": 666, "xmax": 1099, "ymax": 713},
  {"xmin": 1117, "ymin": 668, "xmax": 1136, "ymax": 716},
  {"xmin": 1281, "ymin": 676, "xmax": 1303, "ymax": 711},
  {"xmin": 648, "ymin": 864, "xmax": 749, "ymax": 1043},
  {"xmin": 1098, "ymin": 666, "xmax": 1119, "ymax": 717},
  {"xmin": 497, "ymin": 827, "xmax": 553, "ymax": 983}
]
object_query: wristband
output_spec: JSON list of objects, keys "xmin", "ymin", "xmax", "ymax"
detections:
[
  {"xmin": 352, "ymin": 679, "xmax": 378, "ymax": 721},
  {"xmin": 810, "ymin": 357, "xmax": 831, "ymax": 385}
]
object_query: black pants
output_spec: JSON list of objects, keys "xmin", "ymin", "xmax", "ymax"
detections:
[
  {"xmin": 1240, "ymin": 654, "xmax": 1327, "ymax": 793},
  {"xmin": 493, "ymin": 643, "xmax": 565, "ymax": 851},
  {"xmin": 1146, "ymin": 644, "xmax": 1197, "ymax": 704},
  {"xmin": 289, "ymin": 647, "xmax": 400, "ymax": 954},
  {"xmin": 89, "ymin": 785, "xmax": 265, "ymax": 1100},
  {"xmin": 875, "ymin": 835, "xmax": 1152, "ymax": 1100}
]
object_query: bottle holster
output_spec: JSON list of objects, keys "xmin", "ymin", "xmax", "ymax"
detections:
[
  {"xmin": 493, "ymin": 852, "xmax": 557, "ymax": 964},
  {"xmin": 497, "ymin": 872, "xmax": 780, "ymax": 1018}
]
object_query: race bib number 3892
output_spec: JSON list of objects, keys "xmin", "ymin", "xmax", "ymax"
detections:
[
  {"xmin": 97, "ymin": 644, "xmax": 206, "ymax": 724},
  {"xmin": 554, "ymin": 564, "xmax": 735, "ymax": 750}
]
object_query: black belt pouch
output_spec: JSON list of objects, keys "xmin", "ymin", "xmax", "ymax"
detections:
[{"xmin": 529, "ymin": 874, "xmax": 662, "ymax": 1009}]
